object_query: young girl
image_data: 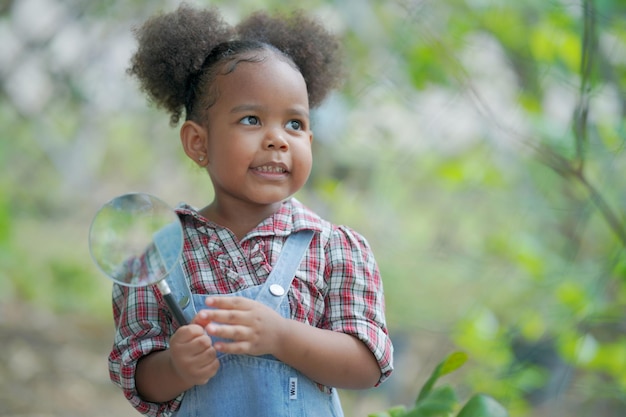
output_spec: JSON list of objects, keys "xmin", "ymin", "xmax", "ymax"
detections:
[{"xmin": 108, "ymin": 4, "xmax": 393, "ymax": 416}]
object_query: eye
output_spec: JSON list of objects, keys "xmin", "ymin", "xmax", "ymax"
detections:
[
  {"xmin": 240, "ymin": 116, "xmax": 260, "ymax": 126},
  {"xmin": 285, "ymin": 120, "xmax": 303, "ymax": 131}
]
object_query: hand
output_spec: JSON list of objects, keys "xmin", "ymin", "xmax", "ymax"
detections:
[
  {"xmin": 196, "ymin": 296, "xmax": 286, "ymax": 356},
  {"xmin": 169, "ymin": 324, "xmax": 220, "ymax": 386}
]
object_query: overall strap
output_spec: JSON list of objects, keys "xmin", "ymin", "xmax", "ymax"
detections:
[
  {"xmin": 154, "ymin": 226, "xmax": 315, "ymax": 319},
  {"xmin": 255, "ymin": 229, "xmax": 315, "ymax": 310},
  {"xmin": 153, "ymin": 222, "xmax": 197, "ymax": 323}
]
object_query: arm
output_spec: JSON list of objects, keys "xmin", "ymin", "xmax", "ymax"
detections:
[
  {"xmin": 274, "ymin": 314, "xmax": 381, "ymax": 388},
  {"xmin": 109, "ymin": 280, "xmax": 218, "ymax": 415},
  {"xmin": 136, "ymin": 350, "xmax": 189, "ymax": 403},
  {"xmin": 108, "ymin": 283, "xmax": 179, "ymax": 416}
]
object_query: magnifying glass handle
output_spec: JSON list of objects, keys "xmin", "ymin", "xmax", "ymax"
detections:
[{"xmin": 157, "ymin": 280, "xmax": 189, "ymax": 326}]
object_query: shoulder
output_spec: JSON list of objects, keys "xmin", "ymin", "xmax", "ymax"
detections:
[
  {"xmin": 289, "ymin": 198, "xmax": 336, "ymax": 243},
  {"xmin": 288, "ymin": 198, "xmax": 331, "ymax": 233},
  {"xmin": 288, "ymin": 198, "xmax": 374, "ymax": 257}
]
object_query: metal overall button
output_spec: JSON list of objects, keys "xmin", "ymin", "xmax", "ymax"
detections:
[{"xmin": 178, "ymin": 295, "xmax": 190, "ymax": 309}]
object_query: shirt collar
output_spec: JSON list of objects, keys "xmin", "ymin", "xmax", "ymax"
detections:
[{"xmin": 175, "ymin": 197, "xmax": 324, "ymax": 238}]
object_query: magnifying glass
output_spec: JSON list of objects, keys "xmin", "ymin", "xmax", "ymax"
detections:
[{"xmin": 88, "ymin": 192, "xmax": 189, "ymax": 326}]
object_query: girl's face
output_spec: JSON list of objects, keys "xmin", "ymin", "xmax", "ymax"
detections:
[{"xmin": 202, "ymin": 54, "xmax": 313, "ymax": 208}]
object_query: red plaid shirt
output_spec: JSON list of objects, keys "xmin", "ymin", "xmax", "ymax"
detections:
[{"xmin": 108, "ymin": 198, "xmax": 393, "ymax": 416}]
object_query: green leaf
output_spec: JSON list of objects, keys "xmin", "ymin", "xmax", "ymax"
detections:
[
  {"xmin": 409, "ymin": 386, "xmax": 458, "ymax": 417},
  {"xmin": 440, "ymin": 351, "xmax": 469, "ymax": 376},
  {"xmin": 369, "ymin": 406, "xmax": 408, "ymax": 417},
  {"xmin": 388, "ymin": 405, "xmax": 409, "ymax": 417},
  {"xmin": 405, "ymin": 406, "xmax": 449, "ymax": 417},
  {"xmin": 456, "ymin": 394, "xmax": 508, "ymax": 417},
  {"xmin": 417, "ymin": 352, "xmax": 468, "ymax": 402}
]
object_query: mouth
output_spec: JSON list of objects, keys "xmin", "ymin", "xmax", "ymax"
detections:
[{"xmin": 252, "ymin": 163, "xmax": 289, "ymax": 174}]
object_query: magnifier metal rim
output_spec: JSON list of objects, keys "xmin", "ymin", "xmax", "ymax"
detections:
[{"xmin": 88, "ymin": 192, "xmax": 183, "ymax": 288}]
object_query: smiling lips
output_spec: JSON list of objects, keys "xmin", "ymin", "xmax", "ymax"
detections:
[{"xmin": 252, "ymin": 163, "xmax": 288, "ymax": 174}]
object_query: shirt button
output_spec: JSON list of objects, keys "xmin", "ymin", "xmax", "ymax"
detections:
[{"xmin": 269, "ymin": 284, "xmax": 285, "ymax": 296}]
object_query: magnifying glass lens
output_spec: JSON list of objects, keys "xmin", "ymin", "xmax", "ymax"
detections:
[{"xmin": 89, "ymin": 193, "xmax": 182, "ymax": 287}]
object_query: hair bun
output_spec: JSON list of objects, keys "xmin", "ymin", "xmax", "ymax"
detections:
[
  {"xmin": 236, "ymin": 11, "xmax": 342, "ymax": 108},
  {"xmin": 128, "ymin": 4, "xmax": 234, "ymax": 125}
]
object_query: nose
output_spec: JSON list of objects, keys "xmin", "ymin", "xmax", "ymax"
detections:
[{"xmin": 264, "ymin": 127, "xmax": 289, "ymax": 151}]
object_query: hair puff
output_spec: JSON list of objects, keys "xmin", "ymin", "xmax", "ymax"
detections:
[
  {"xmin": 128, "ymin": 4, "xmax": 234, "ymax": 125},
  {"xmin": 236, "ymin": 11, "xmax": 343, "ymax": 108}
]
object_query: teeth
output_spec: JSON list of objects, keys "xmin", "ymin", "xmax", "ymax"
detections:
[{"xmin": 256, "ymin": 165, "xmax": 286, "ymax": 173}]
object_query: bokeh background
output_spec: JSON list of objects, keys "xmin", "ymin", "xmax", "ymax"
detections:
[{"xmin": 1, "ymin": 0, "xmax": 626, "ymax": 416}]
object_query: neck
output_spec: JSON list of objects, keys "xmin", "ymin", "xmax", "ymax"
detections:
[{"xmin": 199, "ymin": 199, "xmax": 285, "ymax": 241}]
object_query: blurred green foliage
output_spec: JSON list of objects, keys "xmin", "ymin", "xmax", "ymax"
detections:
[
  {"xmin": 2, "ymin": 0, "xmax": 626, "ymax": 415},
  {"xmin": 370, "ymin": 352, "xmax": 509, "ymax": 417}
]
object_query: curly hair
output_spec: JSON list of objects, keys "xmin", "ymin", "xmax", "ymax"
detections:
[{"xmin": 128, "ymin": 3, "xmax": 343, "ymax": 126}]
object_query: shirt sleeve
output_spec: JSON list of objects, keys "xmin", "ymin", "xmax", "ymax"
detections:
[
  {"xmin": 322, "ymin": 225, "xmax": 394, "ymax": 385},
  {"xmin": 108, "ymin": 278, "xmax": 183, "ymax": 416}
]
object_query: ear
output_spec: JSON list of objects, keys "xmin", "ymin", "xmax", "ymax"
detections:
[{"xmin": 180, "ymin": 120, "xmax": 209, "ymax": 166}]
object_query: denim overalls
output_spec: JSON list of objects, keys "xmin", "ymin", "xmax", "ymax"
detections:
[{"xmin": 156, "ymin": 227, "xmax": 344, "ymax": 417}]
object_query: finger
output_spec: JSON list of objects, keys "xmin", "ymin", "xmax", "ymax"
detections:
[
  {"xmin": 213, "ymin": 340, "xmax": 251, "ymax": 355},
  {"xmin": 204, "ymin": 296, "xmax": 250, "ymax": 310},
  {"xmin": 206, "ymin": 322, "xmax": 250, "ymax": 341},
  {"xmin": 190, "ymin": 333, "xmax": 215, "ymax": 352},
  {"xmin": 172, "ymin": 340, "xmax": 214, "ymax": 367},
  {"xmin": 177, "ymin": 350, "xmax": 220, "ymax": 385},
  {"xmin": 192, "ymin": 310, "xmax": 212, "ymax": 327},
  {"xmin": 187, "ymin": 342, "xmax": 218, "ymax": 365},
  {"xmin": 174, "ymin": 341, "xmax": 217, "ymax": 374},
  {"xmin": 202, "ymin": 308, "xmax": 248, "ymax": 325},
  {"xmin": 173, "ymin": 324, "xmax": 207, "ymax": 343}
]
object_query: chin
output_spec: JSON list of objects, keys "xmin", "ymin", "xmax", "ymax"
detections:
[
  {"xmin": 255, "ymin": 196, "xmax": 289, "ymax": 205},
  {"xmin": 249, "ymin": 189, "xmax": 294, "ymax": 205}
]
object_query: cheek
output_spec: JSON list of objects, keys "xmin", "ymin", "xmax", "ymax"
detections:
[
  {"xmin": 209, "ymin": 140, "xmax": 251, "ymax": 166},
  {"xmin": 294, "ymin": 143, "xmax": 313, "ymax": 177}
]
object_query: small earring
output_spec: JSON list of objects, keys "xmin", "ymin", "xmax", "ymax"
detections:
[{"xmin": 198, "ymin": 155, "xmax": 205, "ymax": 162}]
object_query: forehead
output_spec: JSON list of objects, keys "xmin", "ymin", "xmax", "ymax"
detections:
[{"xmin": 212, "ymin": 53, "xmax": 309, "ymax": 107}]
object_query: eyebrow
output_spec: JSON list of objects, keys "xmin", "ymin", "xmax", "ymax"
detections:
[{"xmin": 230, "ymin": 104, "xmax": 309, "ymax": 118}]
